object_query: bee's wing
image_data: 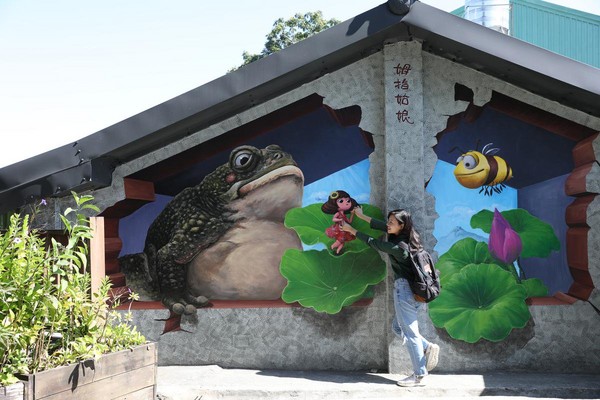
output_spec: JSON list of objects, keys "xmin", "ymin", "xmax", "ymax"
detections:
[{"xmin": 482, "ymin": 143, "xmax": 501, "ymax": 155}]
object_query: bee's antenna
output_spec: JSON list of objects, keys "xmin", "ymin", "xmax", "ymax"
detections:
[
  {"xmin": 482, "ymin": 143, "xmax": 500, "ymax": 155},
  {"xmin": 448, "ymin": 146, "xmax": 466, "ymax": 154}
]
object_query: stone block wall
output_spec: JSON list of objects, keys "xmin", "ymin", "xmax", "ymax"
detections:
[{"xmin": 36, "ymin": 40, "xmax": 600, "ymax": 373}]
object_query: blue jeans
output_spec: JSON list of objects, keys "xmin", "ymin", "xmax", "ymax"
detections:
[{"xmin": 392, "ymin": 278, "xmax": 430, "ymax": 376}]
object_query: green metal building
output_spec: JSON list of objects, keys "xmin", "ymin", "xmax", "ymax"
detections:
[{"xmin": 452, "ymin": 0, "xmax": 600, "ymax": 68}]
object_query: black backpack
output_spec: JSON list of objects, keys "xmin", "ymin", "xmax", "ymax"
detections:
[{"xmin": 399, "ymin": 242, "xmax": 441, "ymax": 303}]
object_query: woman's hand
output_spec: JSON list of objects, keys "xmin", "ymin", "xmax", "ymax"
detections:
[
  {"xmin": 353, "ymin": 206, "xmax": 371, "ymax": 223},
  {"xmin": 340, "ymin": 221, "xmax": 357, "ymax": 235}
]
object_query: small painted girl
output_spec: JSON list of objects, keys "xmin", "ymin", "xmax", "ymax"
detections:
[{"xmin": 321, "ymin": 190, "xmax": 359, "ymax": 254}]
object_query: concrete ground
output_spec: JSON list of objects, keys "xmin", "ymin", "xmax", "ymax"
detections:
[{"xmin": 156, "ymin": 366, "xmax": 600, "ymax": 400}]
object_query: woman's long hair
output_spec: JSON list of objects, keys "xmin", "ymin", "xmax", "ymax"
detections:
[{"xmin": 388, "ymin": 209, "xmax": 423, "ymax": 251}]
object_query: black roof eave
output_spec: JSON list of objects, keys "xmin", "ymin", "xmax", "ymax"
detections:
[
  {"xmin": 1, "ymin": 1, "xmax": 599, "ymax": 212},
  {"xmin": 403, "ymin": 2, "xmax": 600, "ymax": 116}
]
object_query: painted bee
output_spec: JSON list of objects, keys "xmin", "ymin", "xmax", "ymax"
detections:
[{"xmin": 452, "ymin": 143, "xmax": 513, "ymax": 196}]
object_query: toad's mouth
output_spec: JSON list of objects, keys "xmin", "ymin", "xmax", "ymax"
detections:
[{"xmin": 239, "ymin": 165, "xmax": 304, "ymax": 196}]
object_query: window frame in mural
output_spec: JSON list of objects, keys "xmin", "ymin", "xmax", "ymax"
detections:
[
  {"xmin": 443, "ymin": 86, "xmax": 597, "ymax": 304},
  {"xmin": 97, "ymin": 94, "xmax": 380, "ymax": 319},
  {"xmin": 426, "ymin": 84, "xmax": 598, "ymax": 344}
]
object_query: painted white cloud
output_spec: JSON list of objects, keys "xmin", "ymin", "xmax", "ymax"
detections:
[
  {"xmin": 306, "ymin": 191, "xmax": 330, "ymax": 205},
  {"xmin": 446, "ymin": 205, "xmax": 477, "ymax": 220},
  {"xmin": 354, "ymin": 192, "xmax": 370, "ymax": 203}
]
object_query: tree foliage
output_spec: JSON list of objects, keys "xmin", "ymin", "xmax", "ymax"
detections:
[{"xmin": 233, "ymin": 11, "xmax": 340, "ymax": 70}]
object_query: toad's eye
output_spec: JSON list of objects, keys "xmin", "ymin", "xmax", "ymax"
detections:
[
  {"xmin": 232, "ymin": 150, "xmax": 256, "ymax": 171},
  {"xmin": 229, "ymin": 146, "xmax": 260, "ymax": 172},
  {"xmin": 235, "ymin": 152, "xmax": 252, "ymax": 167}
]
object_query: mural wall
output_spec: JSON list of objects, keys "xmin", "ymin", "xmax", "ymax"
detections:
[
  {"xmin": 114, "ymin": 94, "xmax": 381, "ymax": 332},
  {"xmin": 83, "ymin": 42, "xmax": 598, "ymax": 372}
]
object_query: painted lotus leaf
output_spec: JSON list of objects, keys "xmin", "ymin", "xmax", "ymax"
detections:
[
  {"xmin": 429, "ymin": 263, "xmax": 530, "ymax": 343},
  {"xmin": 280, "ymin": 248, "xmax": 386, "ymax": 314},
  {"xmin": 284, "ymin": 203, "xmax": 384, "ymax": 253},
  {"xmin": 520, "ymin": 278, "xmax": 549, "ymax": 298},
  {"xmin": 470, "ymin": 209, "xmax": 560, "ymax": 258},
  {"xmin": 342, "ymin": 285, "xmax": 374, "ymax": 308},
  {"xmin": 437, "ymin": 238, "xmax": 511, "ymax": 285}
]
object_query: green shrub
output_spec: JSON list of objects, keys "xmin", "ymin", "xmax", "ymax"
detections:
[{"xmin": 0, "ymin": 193, "xmax": 145, "ymax": 386}]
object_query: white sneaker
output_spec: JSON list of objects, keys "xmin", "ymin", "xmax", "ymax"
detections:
[
  {"xmin": 396, "ymin": 374, "xmax": 425, "ymax": 387},
  {"xmin": 425, "ymin": 343, "xmax": 440, "ymax": 371}
]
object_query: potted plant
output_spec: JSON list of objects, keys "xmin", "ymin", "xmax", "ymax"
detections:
[{"xmin": 0, "ymin": 193, "xmax": 154, "ymax": 400}]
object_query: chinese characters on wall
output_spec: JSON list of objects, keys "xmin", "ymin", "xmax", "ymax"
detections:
[{"xmin": 393, "ymin": 63, "xmax": 414, "ymax": 125}]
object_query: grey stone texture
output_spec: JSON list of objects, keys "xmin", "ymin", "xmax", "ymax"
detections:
[
  {"xmin": 43, "ymin": 40, "xmax": 600, "ymax": 373},
  {"xmin": 130, "ymin": 280, "xmax": 387, "ymax": 370}
]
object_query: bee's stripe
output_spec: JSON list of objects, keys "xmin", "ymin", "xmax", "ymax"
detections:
[
  {"xmin": 484, "ymin": 156, "xmax": 498, "ymax": 186},
  {"xmin": 489, "ymin": 157, "xmax": 512, "ymax": 186},
  {"xmin": 497, "ymin": 158, "xmax": 511, "ymax": 183},
  {"xmin": 504, "ymin": 162, "xmax": 512, "ymax": 181}
]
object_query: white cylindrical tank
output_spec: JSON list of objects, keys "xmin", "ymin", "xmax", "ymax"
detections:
[{"xmin": 464, "ymin": 0, "xmax": 510, "ymax": 34}]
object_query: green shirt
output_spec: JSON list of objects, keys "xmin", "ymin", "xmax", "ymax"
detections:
[{"xmin": 355, "ymin": 218, "xmax": 412, "ymax": 280}]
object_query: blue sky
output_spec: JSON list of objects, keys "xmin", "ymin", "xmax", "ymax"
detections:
[{"xmin": 1, "ymin": 0, "xmax": 599, "ymax": 168}]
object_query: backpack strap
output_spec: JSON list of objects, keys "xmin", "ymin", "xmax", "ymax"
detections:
[
  {"xmin": 397, "ymin": 241, "xmax": 419, "ymax": 258},
  {"xmin": 397, "ymin": 241, "xmax": 423, "ymax": 278},
  {"xmin": 398, "ymin": 241, "xmax": 409, "ymax": 252}
]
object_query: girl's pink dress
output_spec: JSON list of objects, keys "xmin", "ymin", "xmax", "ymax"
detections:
[{"xmin": 325, "ymin": 213, "xmax": 355, "ymax": 243}]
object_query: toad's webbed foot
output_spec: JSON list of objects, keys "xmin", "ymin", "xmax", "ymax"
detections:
[
  {"xmin": 163, "ymin": 293, "xmax": 209, "ymax": 315},
  {"xmin": 185, "ymin": 292, "xmax": 209, "ymax": 307}
]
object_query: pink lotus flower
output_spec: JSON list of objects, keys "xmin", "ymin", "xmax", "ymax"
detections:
[{"xmin": 488, "ymin": 209, "xmax": 522, "ymax": 264}]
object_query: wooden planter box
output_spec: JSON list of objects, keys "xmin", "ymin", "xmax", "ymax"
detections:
[
  {"xmin": 0, "ymin": 383, "xmax": 24, "ymax": 400},
  {"xmin": 17, "ymin": 342, "xmax": 157, "ymax": 400}
]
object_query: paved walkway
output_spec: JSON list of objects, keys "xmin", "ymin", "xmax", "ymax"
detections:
[{"xmin": 156, "ymin": 365, "xmax": 600, "ymax": 400}]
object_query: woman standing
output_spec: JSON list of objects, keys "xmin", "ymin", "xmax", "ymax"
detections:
[{"xmin": 341, "ymin": 208, "xmax": 440, "ymax": 387}]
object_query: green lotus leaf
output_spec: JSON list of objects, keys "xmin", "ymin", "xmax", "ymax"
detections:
[
  {"xmin": 280, "ymin": 248, "xmax": 386, "ymax": 314},
  {"xmin": 341, "ymin": 285, "xmax": 375, "ymax": 308},
  {"xmin": 470, "ymin": 209, "xmax": 560, "ymax": 259},
  {"xmin": 284, "ymin": 203, "xmax": 384, "ymax": 254},
  {"xmin": 429, "ymin": 263, "xmax": 530, "ymax": 343},
  {"xmin": 437, "ymin": 238, "xmax": 511, "ymax": 285},
  {"xmin": 520, "ymin": 278, "xmax": 549, "ymax": 298}
]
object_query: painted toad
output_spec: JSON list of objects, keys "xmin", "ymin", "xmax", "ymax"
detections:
[{"xmin": 142, "ymin": 144, "xmax": 304, "ymax": 315}]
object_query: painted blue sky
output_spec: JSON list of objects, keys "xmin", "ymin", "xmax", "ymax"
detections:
[
  {"xmin": 427, "ymin": 159, "xmax": 517, "ymax": 245},
  {"xmin": 302, "ymin": 159, "xmax": 370, "ymax": 206}
]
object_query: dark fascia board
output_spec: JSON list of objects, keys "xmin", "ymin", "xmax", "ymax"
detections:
[
  {"xmin": 403, "ymin": 2, "xmax": 600, "ymax": 116},
  {"xmin": 0, "ymin": 157, "xmax": 114, "ymax": 212},
  {"xmin": 2, "ymin": 1, "xmax": 600, "ymax": 212}
]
